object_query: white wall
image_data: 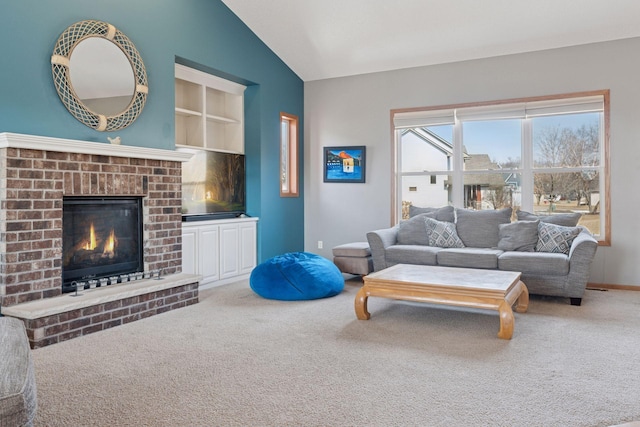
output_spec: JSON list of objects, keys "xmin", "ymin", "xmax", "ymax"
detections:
[
  {"xmin": 304, "ymin": 37, "xmax": 640, "ymax": 287},
  {"xmin": 400, "ymin": 132, "xmax": 451, "ymax": 209}
]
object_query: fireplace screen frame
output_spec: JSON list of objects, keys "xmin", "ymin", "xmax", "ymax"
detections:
[{"xmin": 62, "ymin": 196, "xmax": 144, "ymax": 293}]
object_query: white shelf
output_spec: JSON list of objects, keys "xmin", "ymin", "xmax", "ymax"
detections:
[
  {"xmin": 206, "ymin": 114, "xmax": 239, "ymax": 124},
  {"xmin": 174, "ymin": 64, "xmax": 245, "ymax": 154},
  {"xmin": 175, "ymin": 107, "xmax": 202, "ymax": 117}
]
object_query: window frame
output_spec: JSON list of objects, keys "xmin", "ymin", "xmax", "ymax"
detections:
[
  {"xmin": 280, "ymin": 112, "xmax": 299, "ymax": 197},
  {"xmin": 390, "ymin": 90, "xmax": 610, "ymax": 245}
]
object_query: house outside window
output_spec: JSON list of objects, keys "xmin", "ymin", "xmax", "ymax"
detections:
[{"xmin": 392, "ymin": 90, "xmax": 609, "ymax": 244}]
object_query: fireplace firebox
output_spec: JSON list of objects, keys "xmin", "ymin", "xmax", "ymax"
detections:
[{"xmin": 62, "ymin": 196, "xmax": 144, "ymax": 293}]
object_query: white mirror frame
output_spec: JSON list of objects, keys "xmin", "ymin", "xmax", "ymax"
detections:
[{"xmin": 51, "ymin": 20, "xmax": 148, "ymax": 132}]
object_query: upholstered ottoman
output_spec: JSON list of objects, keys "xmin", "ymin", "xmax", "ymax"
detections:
[
  {"xmin": 0, "ymin": 317, "xmax": 37, "ymax": 427},
  {"xmin": 332, "ymin": 242, "xmax": 373, "ymax": 275},
  {"xmin": 250, "ymin": 252, "xmax": 344, "ymax": 300}
]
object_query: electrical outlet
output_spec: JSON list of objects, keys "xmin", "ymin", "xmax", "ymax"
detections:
[{"xmin": 318, "ymin": 240, "xmax": 323, "ymax": 249}]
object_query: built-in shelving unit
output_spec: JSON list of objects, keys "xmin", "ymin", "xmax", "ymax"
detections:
[
  {"xmin": 175, "ymin": 64, "xmax": 246, "ymax": 153},
  {"xmin": 176, "ymin": 65, "xmax": 255, "ymax": 286}
]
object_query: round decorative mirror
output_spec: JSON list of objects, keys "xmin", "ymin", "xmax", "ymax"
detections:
[{"xmin": 51, "ymin": 20, "xmax": 148, "ymax": 132}]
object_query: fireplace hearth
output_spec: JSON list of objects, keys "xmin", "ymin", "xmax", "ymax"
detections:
[{"xmin": 62, "ymin": 196, "xmax": 144, "ymax": 293}]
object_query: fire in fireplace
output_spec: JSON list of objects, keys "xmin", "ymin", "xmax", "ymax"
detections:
[{"xmin": 62, "ymin": 196, "xmax": 144, "ymax": 293}]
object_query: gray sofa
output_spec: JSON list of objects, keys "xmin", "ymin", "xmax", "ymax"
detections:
[{"xmin": 366, "ymin": 206, "xmax": 598, "ymax": 305}]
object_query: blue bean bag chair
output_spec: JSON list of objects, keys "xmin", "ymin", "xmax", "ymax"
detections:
[{"xmin": 250, "ymin": 252, "xmax": 344, "ymax": 301}]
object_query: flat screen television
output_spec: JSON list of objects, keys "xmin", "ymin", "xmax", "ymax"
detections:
[{"xmin": 180, "ymin": 149, "xmax": 246, "ymax": 221}]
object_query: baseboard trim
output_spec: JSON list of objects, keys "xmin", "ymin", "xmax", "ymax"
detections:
[
  {"xmin": 198, "ymin": 274, "xmax": 251, "ymax": 291},
  {"xmin": 587, "ymin": 283, "xmax": 640, "ymax": 291}
]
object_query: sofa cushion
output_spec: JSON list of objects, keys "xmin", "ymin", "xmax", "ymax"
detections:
[
  {"xmin": 517, "ymin": 210, "xmax": 582, "ymax": 226},
  {"xmin": 386, "ymin": 245, "xmax": 441, "ymax": 266},
  {"xmin": 497, "ymin": 220, "xmax": 539, "ymax": 252},
  {"xmin": 535, "ymin": 222, "xmax": 581, "ymax": 255},
  {"xmin": 455, "ymin": 207, "xmax": 512, "ymax": 248},
  {"xmin": 498, "ymin": 251, "xmax": 569, "ymax": 275},
  {"xmin": 424, "ymin": 217, "xmax": 465, "ymax": 248},
  {"xmin": 408, "ymin": 205, "xmax": 455, "ymax": 222},
  {"xmin": 397, "ymin": 207, "xmax": 455, "ymax": 245},
  {"xmin": 437, "ymin": 248, "xmax": 503, "ymax": 269}
]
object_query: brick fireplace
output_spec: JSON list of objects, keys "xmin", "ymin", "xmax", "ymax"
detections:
[{"xmin": 0, "ymin": 133, "xmax": 200, "ymax": 348}]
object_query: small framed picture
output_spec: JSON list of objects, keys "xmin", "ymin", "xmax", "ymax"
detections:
[{"xmin": 323, "ymin": 146, "xmax": 366, "ymax": 183}]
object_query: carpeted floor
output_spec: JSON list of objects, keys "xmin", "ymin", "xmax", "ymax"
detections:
[{"xmin": 31, "ymin": 278, "xmax": 640, "ymax": 426}]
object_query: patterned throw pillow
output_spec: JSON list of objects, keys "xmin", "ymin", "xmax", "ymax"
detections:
[
  {"xmin": 424, "ymin": 217, "xmax": 465, "ymax": 248},
  {"xmin": 535, "ymin": 222, "xmax": 581, "ymax": 255}
]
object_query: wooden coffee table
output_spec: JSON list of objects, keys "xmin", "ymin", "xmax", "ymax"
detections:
[{"xmin": 355, "ymin": 264, "xmax": 529, "ymax": 339}]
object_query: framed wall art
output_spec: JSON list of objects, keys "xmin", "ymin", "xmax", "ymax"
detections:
[{"xmin": 323, "ymin": 146, "xmax": 366, "ymax": 183}]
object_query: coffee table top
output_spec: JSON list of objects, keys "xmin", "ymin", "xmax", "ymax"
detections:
[
  {"xmin": 358, "ymin": 264, "xmax": 528, "ymax": 339},
  {"xmin": 365, "ymin": 264, "xmax": 521, "ymax": 294}
]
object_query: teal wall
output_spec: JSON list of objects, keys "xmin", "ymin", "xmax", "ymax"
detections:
[{"xmin": 0, "ymin": 0, "xmax": 304, "ymax": 261}]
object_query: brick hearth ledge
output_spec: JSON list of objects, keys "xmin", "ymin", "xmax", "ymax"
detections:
[{"xmin": 2, "ymin": 273, "xmax": 201, "ymax": 348}]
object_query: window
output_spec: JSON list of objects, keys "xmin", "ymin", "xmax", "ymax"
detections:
[
  {"xmin": 280, "ymin": 112, "xmax": 299, "ymax": 197},
  {"xmin": 392, "ymin": 91, "xmax": 609, "ymax": 244}
]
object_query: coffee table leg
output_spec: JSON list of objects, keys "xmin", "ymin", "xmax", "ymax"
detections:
[
  {"xmin": 514, "ymin": 281, "xmax": 529, "ymax": 313},
  {"xmin": 497, "ymin": 300, "xmax": 514, "ymax": 340},
  {"xmin": 355, "ymin": 287, "xmax": 370, "ymax": 320}
]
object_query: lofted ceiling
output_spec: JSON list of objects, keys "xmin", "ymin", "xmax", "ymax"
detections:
[{"xmin": 221, "ymin": 0, "xmax": 640, "ymax": 82}]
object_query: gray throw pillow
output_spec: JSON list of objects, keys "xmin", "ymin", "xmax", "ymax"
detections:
[
  {"xmin": 497, "ymin": 220, "xmax": 539, "ymax": 252},
  {"xmin": 517, "ymin": 210, "xmax": 582, "ymax": 227},
  {"xmin": 455, "ymin": 207, "xmax": 512, "ymax": 248},
  {"xmin": 535, "ymin": 222, "xmax": 581, "ymax": 255},
  {"xmin": 424, "ymin": 217, "xmax": 465, "ymax": 248},
  {"xmin": 409, "ymin": 205, "xmax": 437, "ymax": 217},
  {"xmin": 398, "ymin": 207, "xmax": 455, "ymax": 245},
  {"xmin": 409, "ymin": 205, "xmax": 455, "ymax": 222},
  {"xmin": 397, "ymin": 213, "xmax": 433, "ymax": 245}
]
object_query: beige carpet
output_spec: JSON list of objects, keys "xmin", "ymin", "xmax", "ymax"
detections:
[{"xmin": 31, "ymin": 278, "xmax": 640, "ymax": 426}]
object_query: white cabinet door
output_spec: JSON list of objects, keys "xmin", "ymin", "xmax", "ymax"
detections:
[
  {"xmin": 182, "ymin": 218, "xmax": 258, "ymax": 286},
  {"xmin": 181, "ymin": 227, "xmax": 198, "ymax": 275},
  {"xmin": 199, "ymin": 225, "xmax": 220, "ymax": 282},
  {"xmin": 239, "ymin": 221, "xmax": 257, "ymax": 275},
  {"xmin": 219, "ymin": 223, "xmax": 240, "ymax": 279}
]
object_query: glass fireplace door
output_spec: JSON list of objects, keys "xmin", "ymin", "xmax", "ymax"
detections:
[{"xmin": 62, "ymin": 196, "xmax": 143, "ymax": 292}]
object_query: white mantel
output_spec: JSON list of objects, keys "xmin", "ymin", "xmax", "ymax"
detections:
[{"xmin": 0, "ymin": 132, "xmax": 192, "ymax": 162}]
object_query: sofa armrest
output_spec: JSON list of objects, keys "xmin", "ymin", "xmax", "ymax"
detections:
[
  {"xmin": 366, "ymin": 227, "xmax": 398, "ymax": 272},
  {"xmin": 566, "ymin": 228, "xmax": 598, "ymax": 292},
  {"xmin": 568, "ymin": 229, "xmax": 598, "ymax": 261}
]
